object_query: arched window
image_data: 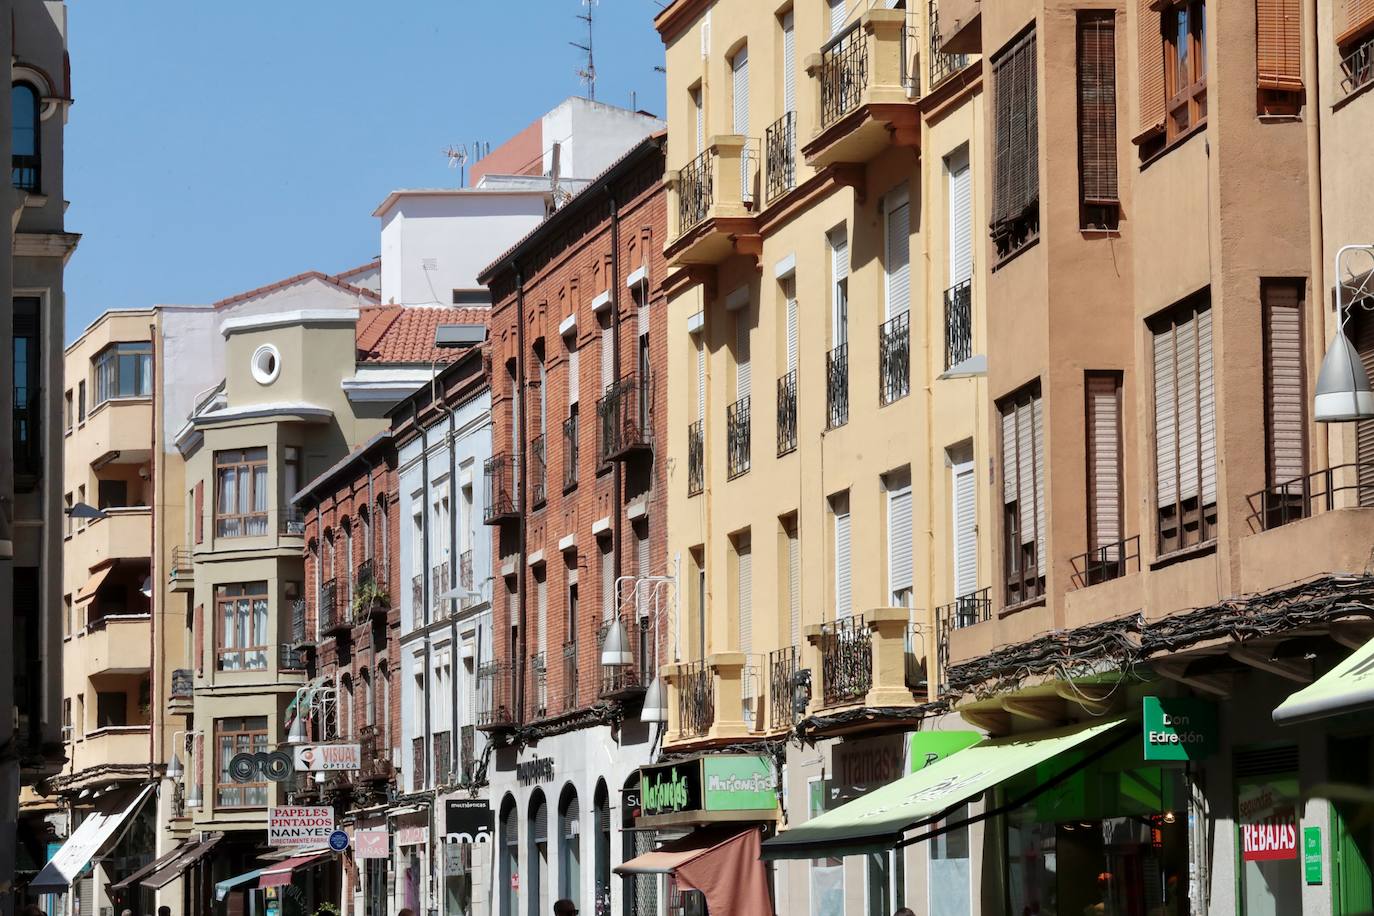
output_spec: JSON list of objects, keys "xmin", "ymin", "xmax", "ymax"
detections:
[
  {"xmin": 361, "ymin": 667, "xmax": 374, "ymax": 727},
  {"xmin": 339, "ymin": 673, "xmax": 354, "ymax": 739},
  {"xmin": 559, "ymin": 784, "xmax": 582, "ymax": 908},
  {"xmin": 500, "ymin": 795, "xmax": 519, "ymax": 916},
  {"xmin": 623, "ymin": 774, "xmax": 657, "ymax": 916},
  {"xmin": 11, "ymin": 82, "xmax": 38, "ymax": 191},
  {"xmin": 528, "ymin": 790, "xmax": 549, "ymax": 916},
  {"xmin": 593, "ymin": 780, "xmax": 610, "ymax": 915}
]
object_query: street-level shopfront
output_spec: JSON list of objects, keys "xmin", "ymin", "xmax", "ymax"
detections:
[{"xmin": 617, "ymin": 754, "xmax": 779, "ymax": 915}]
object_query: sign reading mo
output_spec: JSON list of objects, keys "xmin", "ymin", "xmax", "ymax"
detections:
[{"xmin": 230, "ymin": 750, "xmax": 294, "ymax": 783}]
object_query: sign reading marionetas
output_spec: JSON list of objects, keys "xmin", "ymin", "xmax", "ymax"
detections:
[
  {"xmin": 268, "ymin": 806, "xmax": 335, "ymax": 848},
  {"xmin": 638, "ymin": 755, "xmax": 776, "ymax": 820}
]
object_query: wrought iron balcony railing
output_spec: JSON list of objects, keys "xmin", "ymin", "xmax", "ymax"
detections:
[
  {"xmin": 280, "ymin": 508, "xmax": 306, "ymax": 536},
  {"xmin": 687, "ymin": 420, "xmax": 705, "ymax": 497},
  {"xmin": 528, "ymin": 653, "xmax": 549, "ymax": 720},
  {"xmin": 879, "ymin": 311, "xmax": 910, "ymax": 405},
  {"xmin": 530, "ymin": 434, "xmax": 548, "ymax": 507},
  {"xmin": 599, "ymin": 612, "xmax": 649, "ymax": 698},
  {"xmin": 477, "ymin": 661, "xmax": 517, "ymax": 728},
  {"xmin": 560, "ymin": 640, "xmax": 581, "ymax": 714},
  {"xmin": 820, "ymin": 21, "xmax": 869, "ymax": 128},
  {"xmin": 826, "ymin": 344, "xmax": 849, "ymax": 429},
  {"xmin": 432, "ymin": 730, "xmax": 453, "ymax": 786},
  {"xmin": 355, "ymin": 557, "xmax": 375, "ymax": 591},
  {"xmin": 459, "ymin": 550, "xmax": 474, "ymax": 592},
  {"xmin": 1247, "ymin": 463, "xmax": 1374, "ymax": 531},
  {"xmin": 563, "ymin": 414, "xmax": 579, "ymax": 491},
  {"xmin": 776, "ymin": 371, "xmax": 798, "ymax": 457},
  {"xmin": 1070, "ymin": 536, "xmax": 1141, "ymax": 590},
  {"xmin": 411, "ymin": 573, "xmax": 424, "ymax": 620},
  {"xmin": 928, "ymin": 0, "xmax": 968, "ymax": 87},
  {"xmin": 819, "ymin": 615, "xmax": 872, "ymax": 707},
  {"xmin": 677, "ymin": 660, "xmax": 715, "ymax": 739},
  {"xmin": 412, "ymin": 736, "xmax": 427, "ymax": 789},
  {"xmin": 677, "ymin": 147, "xmax": 715, "ymax": 236},
  {"xmin": 279, "ymin": 644, "xmax": 306, "ymax": 672},
  {"xmin": 169, "ymin": 545, "xmax": 194, "ymax": 584},
  {"xmin": 1342, "ymin": 34, "xmax": 1374, "ymax": 97},
  {"xmin": 726, "ymin": 396, "xmax": 751, "ymax": 479},
  {"xmin": 483, "ymin": 454, "xmax": 519, "ymax": 524},
  {"xmin": 12, "ymin": 153, "xmax": 38, "ymax": 193},
  {"xmin": 597, "ymin": 373, "xmax": 653, "ymax": 463},
  {"xmin": 318, "ymin": 580, "xmax": 345, "ymax": 636},
  {"xmin": 291, "ymin": 598, "xmax": 309, "ymax": 646},
  {"xmin": 768, "ymin": 647, "xmax": 801, "ymax": 730},
  {"xmin": 432, "ymin": 561, "xmax": 451, "ymax": 619},
  {"xmin": 943, "ymin": 279, "xmax": 973, "ymax": 371},
  {"xmin": 170, "ymin": 668, "xmax": 193, "ymax": 699},
  {"xmin": 765, "ymin": 111, "xmax": 797, "ymax": 202}
]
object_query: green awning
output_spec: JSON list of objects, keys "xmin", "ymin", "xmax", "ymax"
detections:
[
  {"xmin": 761, "ymin": 717, "xmax": 1126, "ymax": 860},
  {"xmin": 1274, "ymin": 634, "xmax": 1374, "ymax": 725}
]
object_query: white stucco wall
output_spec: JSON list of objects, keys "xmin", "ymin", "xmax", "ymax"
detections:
[{"xmin": 540, "ymin": 98, "xmax": 664, "ymax": 180}]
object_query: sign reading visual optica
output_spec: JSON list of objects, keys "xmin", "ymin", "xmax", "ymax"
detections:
[
  {"xmin": 1142, "ymin": 696, "xmax": 1217, "ymax": 761},
  {"xmin": 639, "ymin": 755, "xmax": 776, "ymax": 820}
]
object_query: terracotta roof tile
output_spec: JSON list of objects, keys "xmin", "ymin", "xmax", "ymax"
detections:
[
  {"xmin": 356, "ymin": 306, "xmax": 490, "ymax": 364},
  {"xmin": 213, "ymin": 270, "xmax": 381, "ymax": 309}
]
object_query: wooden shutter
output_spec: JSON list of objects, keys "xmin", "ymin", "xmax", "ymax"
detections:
[
  {"xmin": 1078, "ymin": 12, "xmax": 1119, "ymax": 204},
  {"xmin": 885, "ymin": 192, "xmax": 911, "ymax": 321},
  {"xmin": 1257, "ymin": 0, "xmax": 1303, "ymax": 90},
  {"xmin": 786, "ymin": 517, "xmax": 801, "ymax": 646},
  {"xmin": 1354, "ymin": 314, "xmax": 1374, "ymax": 505},
  {"xmin": 1264, "ymin": 281, "xmax": 1307, "ymax": 487},
  {"xmin": 194, "ymin": 603, "xmax": 204, "ymax": 674},
  {"xmin": 783, "ymin": 10, "xmax": 797, "ymax": 113},
  {"xmin": 1086, "ymin": 373, "xmax": 1124, "ymax": 553},
  {"xmin": 1199, "ymin": 307, "xmax": 1218, "ymax": 507},
  {"xmin": 194, "ymin": 480, "xmax": 204, "ymax": 544},
  {"xmin": 888, "ymin": 478, "xmax": 913, "ymax": 596},
  {"xmin": 952, "ymin": 461, "xmax": 977, "ymax": 597},
  {"xmin": 1138, "ymin": 0, "xmax": 1166, "ymax": 135},
  {"xmin": 736, "ymin": 538, "xmax": 752, "ymax": 656},
  {"xmin": 992, "ymin": 31, "xmax": 1038, "ymax": 226},
  {"xmin": 785, "ymin": 280, "xmax": 799, "ymax": 374},
  {"xmin": 1153, "ymin": 323, "xmax": 1178, "ymax": 508},
  {"xmin": 833, "ymin": 495, "xmax": 852, "ymax": 619},
  {"xmin": 948, "ymin": 152, "xmax": 973, "ymax": 285},
  {"xmin": 735, "ymin": 313, "xmax": 751, "ymax": 399},
  {"xmin": 1347, "ymin": 0, "xmax": 1374, "ymax": 43}
]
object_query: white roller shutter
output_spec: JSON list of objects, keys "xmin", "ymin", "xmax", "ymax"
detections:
[
  {"xmin": 948, "ymin": 153, "xmax": 973, "ymax": 285},
  {"xmin": 600, "ymin": 322, "xmax": 614, "ymax": 391},
  {"xmin": 785, "ymin": 279, "xmax": 799, "ymax": 374},
  {"xmin": 601, "ymin": 543, "xmax": 614, "ymax": 622},
  {"xmin": 1033, "ymin": 395, "xmax": 1047, "ymax": 578},
  {"xmin": 783, "ymin": 11, "xmax": 797, "ymax": 113},
  {"xmin": 537, "ymin": 576, "xmax": 548, "ymax": 654},
  {"xmin": 952, "ymin": 460, "xmax": 977, "ymax": 597},
  {"xmin": 693, "ymin": 86, "xmax": 704, "ymax": 155},
  {"xmin": 737, "ymin": 540, "xmax": 753, "ymax": 656},
  {"xmin": 1198, "ymin": 307, "xmax": 1217, "ymax": 506},
  {"xmin": 567, "ymin": 345, "xmax": 580, "ymax": 405},
  {"xmin": 830, "ymin": 0, "xmax": 847, "ymax": 38},
  {"xmin": 637, "ymin": 524, "xmax": 650, "ymax": 578},
  {"xmin": 885, "ymin": 191, "xmax": 911, "ymax": 321},
  {"xmin": 833, "ymin": 495, "xmax": 852, "ymax": 619},
  {"xmin": 887, "ymin": 478, "xmax": 913, "ymax": 600},
  {"xmin": 1176, "ymin": 317, "xmax": 1200, "ymax": 503},
  {"xmin": 787, "ymin": 520, "xmax": 801, "ymax": 646},
  {"xmin": 736, "ymin": 313, "xmax": 751, "ymax": 399},
  {"xmin": 1154, "ymin": 325, "xmax": 1177, "ymax": 508},
  {"xmin": 831, "ymin": 230, "xmax": 849, "ymax": 346},
  {"xmin": 1086, "ymin": 374, "xmax": 1122, "ymax": 553},
  {"xmin": 697, "ymin": 343, "xmax": 706, "ymax": 421},
  {"xmin": 1264, "ymin": 284, "xmax": 1306, "ymax": 485},
  {"xmin": 732, "ymin": 47, "xmax": 751, "ymax": 204}
]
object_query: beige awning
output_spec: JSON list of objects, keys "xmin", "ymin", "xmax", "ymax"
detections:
[{"xmin": 74, "ymin": 565, "xmax": 114, "ymax": 605}]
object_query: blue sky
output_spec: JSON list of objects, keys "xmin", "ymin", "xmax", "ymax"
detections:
[{"xmin": 63, "ymin": 1, "xmax": 668, "ymax": 339}]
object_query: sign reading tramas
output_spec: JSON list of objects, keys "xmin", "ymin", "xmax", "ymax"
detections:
[{"xmin": 268, "ymin": 806, "xmax": 335, "ymax": 848}]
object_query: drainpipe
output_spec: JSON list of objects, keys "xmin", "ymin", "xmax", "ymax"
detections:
[
  {"xmin": 1304, "ymin": 0, "xmax": 1329, "ymax": 476},
  {"xmin": 514, "ymin": 266, "xmax": 530, "ymax": 726},
  {"xmin": 418, "ymin": 401, "xmax": 433, "ymax": 789},
  {"xmin": 609, "ymin": 193, "xmax": 625, "ymax": 620},
  {"xmin": 448, "ymin": 394, "xmax": 460, "ymax": 775},
  {"xmin": 148, "ymin": 323, "xmax": 158, "ymax": 778}
]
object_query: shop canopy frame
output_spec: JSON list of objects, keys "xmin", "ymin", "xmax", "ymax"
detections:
[
  {"xmin": 30, "ymin": 785, "xmax": 156, "ymax": 891},
  {"xmin": 1273, "ymin": 631, "xmax": 1374, "ymax": 725},
  {"xmin": 761, "ymin": 717, "xmax": 1131, "ymax": 861}
]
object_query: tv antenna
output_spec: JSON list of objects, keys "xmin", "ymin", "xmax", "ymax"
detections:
[
  {"xmin": 443, "ymin": 144, "xmax": 469, "ymax": 186},
  {"xmin": 571, "ymin": 0, "xmax": 597, "ymax": 101}
]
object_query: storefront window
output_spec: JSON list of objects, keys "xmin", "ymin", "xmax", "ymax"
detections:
[
  {"xmin": 809, "ymin": 779, "xmax": 844, "ymax": 915},
  {"xmin": 1004, "ymin": 741, "xmax": 1191, "ymax": 915},
  {"xmin": 930, "ymin": 803, "xmax": 972, "ymax": 916},
  {"xmin": 1235, "ymin": 745, "xmax": 1301, "ymax": 915},
  {"xmin": 1331, "ymin": 735, "xmax": 1374, "ymax": 914}
]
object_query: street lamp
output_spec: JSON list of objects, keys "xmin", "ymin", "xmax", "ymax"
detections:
[
  {"xmin": 640, "ymin": 674, "xmax": 667, "ymax": 724},
  {"xmin": 287, "ymin": 713, "xmax": 309, "ymax": 745},
  {"xmin": 600, "ymin": 617, "xmax": 632, "ymax": 667},
  {"xmin": 1316, "ymin": 244, "xmax": 1374, "ymax": 422}
]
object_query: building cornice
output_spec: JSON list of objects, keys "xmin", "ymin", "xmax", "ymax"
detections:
[
  {"xmin": 15, "ymin": 230, "xmax": 81, "ymax": 262},
  {"xmin": 219, "ymin": 309, "xmax": 360, "ymax": 338}
]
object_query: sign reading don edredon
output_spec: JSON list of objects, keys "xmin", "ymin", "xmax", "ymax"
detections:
[
  {"xmin": 268, "ymin": 806, "xmax": 335, "ymax": 847},
  {"xmin": 293, "ymin": 744, "xmax": 362, "ymax": 772},
  {"xmin": 1142, "ymin": 696, "xmax": 1216, "ymax": 761}
]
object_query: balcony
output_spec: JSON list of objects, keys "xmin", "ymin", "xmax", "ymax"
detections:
[
  {"xmin": 943, "ymin": 280, "xmax": 973, "ymax": 372},
  {"xmin": 768, "ymin": 647, "xmax": 803, "ymax": 731},
  {"xmin": 459, "ymin": 550, "xmax": 474, "ymax": 594},
  {"xmin": 431, "ymin": 561, "xmax": 451, "ymax": 620},
  {"xmin": 289, "ymin": 599, "xmax": 310, "ymax": 647},
  {"xmin": 483, "ymin": 454, "xmax": 519, "ymax": 524},
  {"xmin": 878, "ymin": 312, "xmax": 910, "ymax": 406},
  {"xmin": 928, "ymin": 0, "xmax": 970, "ymax": 86},
  {"xmin": 477, "ymin": 661, "xmax": 517, "ymax": 730},
  {"xmin": 936, "ymin": 0, "xmax": 981, "ymax": 54},
  {"xmin": 687, "ymin": 420, "xmax": 705, "ymax": 497},
  {"xmin": 528, "ymin": 653, "xmax": 549, "ymax": 720},
  {"xmin": 815, "ymin": 615, "xmax": 871, "ymax": 707},
  {"xmin": 563, "ymin": 414, "xmax": 579, "ymax": 491},
  {"xmin": 318, "ymin": 580, "xmax": 347, "ymax": 638},
  {"xmin": 76, "ymin": 726, "xmax": 152, "ymax": 772},
  {"xmin": 78, "ymin": 507, "xmax": 152, "ymax": 568},
  {"xmin": 433, "ymin": 731, "xmax": 453, "ymax": 786},
  {"xmin": 78, "ymin": 397, "xmax": 154, "ymax": 468},
  {"xmin": 598, "ymin": 612, "xmax": 649, "ymax": 699},
  {"xmin": 765, "ymin": 111, "xmax": 797, "ymax": 203},
  {"xmin": 597, "ymin": 373, "xmax": 653, "ymax": 463},
  {"xmin": 674, "ymin": 660, "xmax": 715, "ymax": 740},
  {"xmin": 279, "ymin": 643, "xmax": 307, "ymax": 673},
  {"xmin": 803, "ymin": 11, "xmax": 918, "ymax": 168},
  {"xmin": 280, "ymin": 508, "xmax": 305, "ymax": 537},
  {"xmin": 776, "ymin": 372, "xmax": 798, "ymax": 457},
  {"xmin": 1247, "ymin": 465, "xmax": 1374, "ymax": 533},
  {"xmin": 726, "ymin": 396, "xmax": 751, "ymax": 479},
  {"xmin": 168, "ymin": 546, "xmax": 194, "ymax": 591},
  {"xmin": 666, "ymin": 136, "xmax": 762, "ymax": 267},
  {"xmin": 412, "ymin": 737, "xmax": 427, "ymax": 789},
  {"xmin": 826, "ymin": 344, "xmax": 849, "ymax": 429},
  {"xmin": 530, "ymin": 435, "xmax": 548, "ymax": 508},
  {"xmin": 1342, "ymin": 35, "xmax": 1374, "ymax": 98},
  {"xmin": 1069, "ymin": 537, "xmax": 1141, "ymax": 590},
  {"xmin": 806, "ymin": 607, "xmax": 932, "ymax": 712},
  {"xmin": 411, "ymin": 573, "xmax": 424, "ymax": 621},
  {"xmin": 77, "ymin": 614, "xmax": 151, "ymax": 676},
  {"xmin": 168, "ymin": 668, "xmax": 193, "ymax": 716},
  {"xmin": 359, "ymin": 725, "xmax": 394, "ymax": 783},
  {"xmin": 560, "ymin": 641, "xmax": 581, "ymax": 714}
]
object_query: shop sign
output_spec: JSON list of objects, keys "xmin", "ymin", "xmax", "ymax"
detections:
[
  {"xmin": 622, "ymin": 785, "xmax": 641, "ymax": 819},
  {"xmin": 293, "ymin": 743, "xmax": 362, "ymax": 772},
  {"xmin": 230, "ymin": 750, "xmax": 294, "ymax": 782},
  {"xmin": 909, "ymin": 731, "xmax": 982, "ymax": 772},
  {"xmin": 268, "ymin": 806, "xmax": 335, "ymax": 848},
  {"xmin": 701, "ymin": 756, "xmax": 776, "ymax": 812},
  {"xmin": 1304, "ymin": 826, "xmax": 1323, "ymax": 884},
  {"xmin": 1238, "ymin": 783, "xmax": 1298, "ymax": 862},
  {"xmin": 354, "ymin": 830, "xmax": 389, "ymax": 860},
  {"xmin": 1142, "ymin": 696, "xmax": 1216, "ymax": 761},
  {"xmin": 395, "ymin": 826, "xmax": 427, "ymax": 847},
  {"xmin": 640, "ymin": 759, "xmax": 703, "ymax": 817},
  {"xmin": 516, "ymin": 756, "xmax": 555, "ymax": 786},
  {"xmin": 833, "ymin": 735, "xmax": 903, "ymax": 790},
  {"xmin": 444, "ymin": 799, "xmax": 494, "ymax": 843},
  {"xmin": 328, "ymin": 830, "xmax": 349, "ymax": 852}
]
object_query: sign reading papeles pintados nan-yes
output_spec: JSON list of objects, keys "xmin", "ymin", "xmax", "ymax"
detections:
[{"xmin": 268, "ymin": 806, "xmax": 336, "ymax": 847}]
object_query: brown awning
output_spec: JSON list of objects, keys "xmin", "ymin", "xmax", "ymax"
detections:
[
  {"xmin": 258, "ymin": 851, "xmax": 333, "ymax": 888},
  {"xmin": 615, "ymin": 828, "xmax": 772, "ymax": 916},
  {"xmin": 142, "ymin": 834, "xmax": 222, "ymax": 889},
  {"xmin": 109, "ymin": 842, "xmax": 188, "ymax": 891},
  {"xmin": 74, "ymin": 565, "xmax": 114, "ymax": 605}
]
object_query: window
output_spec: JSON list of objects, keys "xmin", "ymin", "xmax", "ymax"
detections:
[
  {"xmin": 78, "ymin": 380, "xmax": 86, "ymax": 422},
  {"xmin": 1338, "ymin": 1, "xmax": 1374, "ymax": 98},
  {"xmin": 733, "ymin": 532, "xmax": 753, "ymax": 657},
  {"xmin": 1151, "ymin": 294, "xmax": 1217, "ymax": 554},
  {"xmin": 828, "ymin": 0, "xmax": 847, "ymax": 38},
  {"xmin": 11, "ymin": 82, "xmax": 38, "ymax": 191},
  {"xmin": 732, "ymin": 45, "xmax": 752, "ymax": 205},
  {"xmin": 1000, "ymin": 384, "xmax": 1045, "ymax": 606},
  {"xmin": 782, "ymin": 9, "xmax": 797, "ymax": 114},
  {"xmin": 1077, "ymin": 12, "xmax": 1119, "ymax": 230},
  {"xmin": 1262, "ymin": 280, "xmax": 1307, "ymax": 519},
  {"xmin": 216, "ymin": 582, "xmax": 269, "ymax": 670},
  {"xmin": 96, "ymin": 691, "xmax": 127, "ymax": 728},
  {"xmin": 947, "ymin": 147, "xmax": 973, "ymax": 288},
  {"xmin": 884, "ymin": 188, "xmax": 911, "ymax": 321},
  {"xmin": 63, "ymin": 493, "xmax": 72, "ymax": 537},
  {"xmin": 215, "ymin": 716, "xmax": 268, "ymax": 807},
  {"xmin": 991, "ymin": 29, "xmax": 1039, "ymax": 261},
  {"xmin": 64, "ymin": 390, "xmax": 72, "ymax": 433},
  {"xmin": 1085, "ymin": 372, "xmax": 1124, "ymax": 570},
  {"xmin": 831, "ymin": 492, "xmax": 852, "ymax": 619},
  {"xmin": 1164, "ymin": 1, "xmax": 1207, "ymax": 142},
  {"xmin": 734, "ymin": 308, "xmax": 751, "ymax": 400},
  {"xmin": 284, "ymin": 447, "xmax": 301, "ymax": 505},
  {"xmin": 97, "ymin": 479, "xmax": 129, "ymax": 509},
  {"xmin": 600, "ymin": 539, "xmax": 615, "ymax": 622},
  {"xmin": 1256, "ymin": 0, "xmax": 1302, "ymax": 112},
  {"xmin": 783, "ymin": 513, "xmax": 801, "ymax": 646},
  {"xmin": 13, "ymin": 298, "xmax": 40, "ymax": 479},
  {"xmin": 950, "ymin": 449, "xmax": 977, "ymax": 599},
  {"xmin": 93, "ymin": 342, "xmax": 152, "ymax": 405},
  {"xmin": 215, "ymin": 448, "xmax": 268, "ymax": 537},
  {"xmin": 886, "ymin": 469, "xmax": 913, "ymax": 607},
  {"xmin": 690, "ymin": 84, "xmax": 705, "ymax": 156}
]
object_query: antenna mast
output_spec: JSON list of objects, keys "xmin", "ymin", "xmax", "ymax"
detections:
[
  {"xmin": 571, "ymin": 0, "xmax": 597, "ymax": 101},
  {"xmin": 443, "ymin": 144, "xmax": 469, "ymax": 186}
]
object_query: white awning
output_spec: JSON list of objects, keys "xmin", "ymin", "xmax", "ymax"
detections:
[{"xmin": 31, "ymin": 785, "xmax": 155, "ymax": 890}]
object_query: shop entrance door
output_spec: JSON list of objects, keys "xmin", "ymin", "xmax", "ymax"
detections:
[{"xmin": 1332, "ymin": 735, "xmax": 1374, "ymax": 914}]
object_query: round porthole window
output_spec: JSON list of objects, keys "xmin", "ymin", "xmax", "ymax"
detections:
[{"xmin": 251, "ymin": 344, "xmax": 281, "ymax": 385}]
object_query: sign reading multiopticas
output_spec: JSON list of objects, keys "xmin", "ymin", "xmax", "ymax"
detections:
[
  {"xmin": 268, "ymin": 806, "xmax": 335, "ymax": 847},
  {"xmin": 638, "ymin": 755, "xmax": 776, "ymax": 818},
  {"xmin": 1142, "ymin": 696, "xmax": 1216, "ymax": 761},
  {"xmin": 445, "ymin": 799, "xmax": 494, "ymax": 843},
  {"xmin": 293, "ymin": 744, "xmax": 362, "ymax": 772}
]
